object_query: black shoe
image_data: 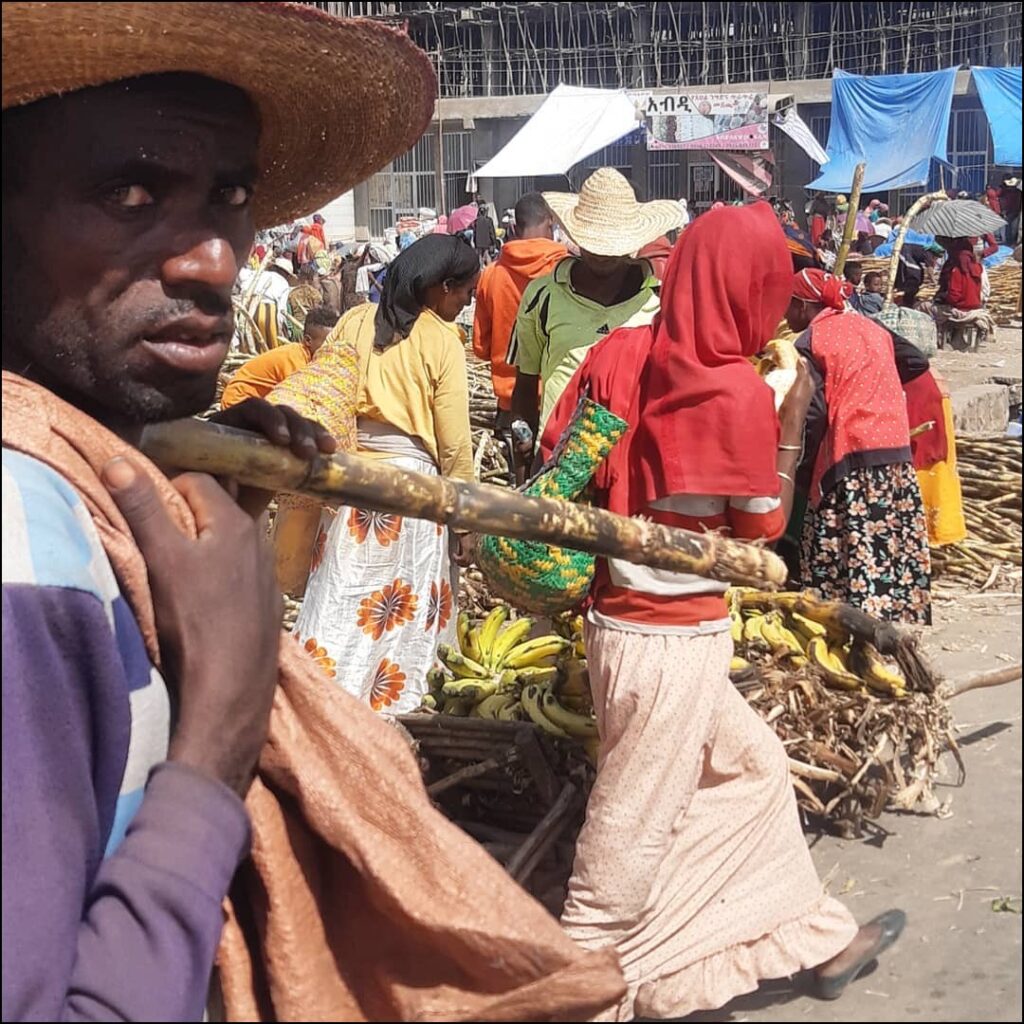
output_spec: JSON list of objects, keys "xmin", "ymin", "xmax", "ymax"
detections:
[{"xmin": 814, "ymin": 909, "xmax": 907, "ymax": 1001}]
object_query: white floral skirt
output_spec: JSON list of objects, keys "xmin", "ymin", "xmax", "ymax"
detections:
[{"xmin": 293, "ymin": 454, "xmax": 456, "ymax": 714}]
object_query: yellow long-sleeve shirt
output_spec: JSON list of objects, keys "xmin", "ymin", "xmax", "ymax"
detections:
[{"xmin": 321, "ymin": 304, "xmax": 474, "ymax": 481}]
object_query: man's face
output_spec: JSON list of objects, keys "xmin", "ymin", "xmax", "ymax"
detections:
[
  {"xmin": 2, "ymin": 74, "xmax": 259, "ymax": 427},
  {"xmin": 579, "ymin": 250, "xmax": 632, "ymax": 278}
]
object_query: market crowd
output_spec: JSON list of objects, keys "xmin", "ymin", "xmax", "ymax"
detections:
[{"xmin": 6, "ymin": 1, "xmax": 1020, "ymax": 1022}]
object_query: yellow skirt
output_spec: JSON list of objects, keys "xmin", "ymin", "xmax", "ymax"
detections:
[{"xmin": 916, "ymin": 397, "xmax": 967, "ymax": 547}]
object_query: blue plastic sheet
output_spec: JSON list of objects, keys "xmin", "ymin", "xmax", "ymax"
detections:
[
  {"xmin": 809, "ymin": 68, "xmax": 958, "ymax": 192},
  {"xmin": 972, "ymin": 67, "xmax": 1023, "ymax": 167},
  {"xmin": 873, "ymin": 229, "xmax": 936, "ymax": 257},
  {"xmin": 983, "ymin": 245, "xmax": 1015, "ymax": 269}
]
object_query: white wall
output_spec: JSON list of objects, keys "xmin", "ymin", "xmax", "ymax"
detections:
[{"xmin": 317, "ymin": 191, "xmax": 356, "ymax": 243}]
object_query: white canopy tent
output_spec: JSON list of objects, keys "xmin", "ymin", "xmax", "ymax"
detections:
[{"xmin": 469, "ymin": 83, "xmax": 639, "ymax": 185}]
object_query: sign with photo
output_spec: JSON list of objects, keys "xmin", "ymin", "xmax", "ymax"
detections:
[{"xmin": 637, "ymin": 92, "xmax": 770, "ymax": 151}]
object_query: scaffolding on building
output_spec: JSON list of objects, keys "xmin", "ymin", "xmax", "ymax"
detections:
[{"xmin": 312, "ymin": 2, "xmax": 1020, "ymax": 97}]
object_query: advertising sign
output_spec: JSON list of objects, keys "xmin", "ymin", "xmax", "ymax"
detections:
[{"xmin": 639, "ymin": 92, "xmax": 770, "ymax": 151}]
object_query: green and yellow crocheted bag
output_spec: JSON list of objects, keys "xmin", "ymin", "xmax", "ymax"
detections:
[{"xmin": 477, "ymin": 397, "xmax": 627, "ymax": 615}]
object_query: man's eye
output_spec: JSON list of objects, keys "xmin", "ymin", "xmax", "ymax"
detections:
[
  {"xmin": 220, "ymin": 185, "xmax": 253, "ymax": 208},
  {"xmin": 108, "ymin": 184, "xmax": 155, "ymax": 208}
]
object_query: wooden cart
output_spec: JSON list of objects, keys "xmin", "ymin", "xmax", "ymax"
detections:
[{"xmin": 397, "ymin": 714, "xmax": 594, "ymax": 911}]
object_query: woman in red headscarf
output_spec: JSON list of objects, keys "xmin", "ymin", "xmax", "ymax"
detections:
[
  {"xmin": 540, "ymin": 205, "xmax": 904, "ymax": 1022},
  {"xmin": 786, "ymin": 268, "xmax": 931, "ymax": 624}
]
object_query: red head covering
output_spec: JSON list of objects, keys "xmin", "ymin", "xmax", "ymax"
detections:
[
  {"xmin": 792, "ymin": 268, "xmax": 849, "ymax": 310},
  {"xmin": 631, "ymin": 202, "xmax": 792, "ymax": 501}
]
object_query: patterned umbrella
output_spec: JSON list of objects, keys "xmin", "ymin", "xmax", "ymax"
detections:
[{"xmin": 910, "ymin": 199, "xmax": 1005, "ymax": 238}]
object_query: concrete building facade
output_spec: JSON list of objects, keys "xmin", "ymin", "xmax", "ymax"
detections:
[{"xmin": 307, "ymin": 2, "xmax": 1021, "ymax": 240}]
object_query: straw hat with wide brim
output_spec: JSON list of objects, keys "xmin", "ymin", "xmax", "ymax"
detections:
[
  {"xmin": 543, "ymin": 168, "xmax": 683, "ymax": 257},
  {"xmin": 2, "ymin": 2, "xmax": 436, "ymax": 228}
]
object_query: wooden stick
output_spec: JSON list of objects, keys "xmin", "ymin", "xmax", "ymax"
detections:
[
  {"xmin": 884, "ymin": 189, "xmax": 949, "ymax": 304},
  {"xmin": 427, "ymin": 753, "xmax": 511, "ymax": 797},
  {"xmin": 833, "ymin": 162, "xmax": 865, "ymax": 278},
  {"xmin": 140, "ymin": 419, "xmax": 788, "ymax": 588},
  {"xmin": 946, "ymin": 663, "xmax": 1022, "ymax": 699},
  {"xmin": 506, "ymin": 781, "xmax": 578, "ymax": 884}
]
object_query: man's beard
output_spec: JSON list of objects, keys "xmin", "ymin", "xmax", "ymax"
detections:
[{"xmin": 2, "ymin": 271, "xmax": 222, "ymax": 426}]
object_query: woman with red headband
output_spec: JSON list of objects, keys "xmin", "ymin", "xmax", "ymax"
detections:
[
  {"xmin": 786, "ymin": 268, "xmax": 931, "ymax": 624},
  {"xmin": 540, "ymin": 205, "xmax": 905, "ymax": 1022}
]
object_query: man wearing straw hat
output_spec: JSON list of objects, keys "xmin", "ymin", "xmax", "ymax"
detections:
[
  {"xmin": 1, "ymin": 3, "xmax": 436, "ymax": 1018},
  {"xmin": 507, "ymin": 168, "xmax": 681, "ymax": 455}
]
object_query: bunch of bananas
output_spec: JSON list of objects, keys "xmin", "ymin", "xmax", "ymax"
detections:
[
  {"xmin": 421, "ymin": 606, "xmax": 599, "ymax": 761},
  {"xmin": 729, "ymin": 589, "xmax": 908, "ymax": 698}
]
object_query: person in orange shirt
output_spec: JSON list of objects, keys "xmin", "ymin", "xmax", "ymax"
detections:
[
  {"xmin": 472, "ymin": 192, "xmax": 566, "ymax": 424},
  {"xmin": 221, "ymin": 305, "xmax": 337, "ymax": 408}
]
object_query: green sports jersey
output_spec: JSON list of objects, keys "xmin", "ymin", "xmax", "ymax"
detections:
[{"xmin": 508, "ymin": 257, "xmax": 660, "ymax": 432}]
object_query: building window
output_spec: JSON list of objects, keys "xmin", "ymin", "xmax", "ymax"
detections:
[{"xmin": 368, "ymin": 130, "xmax": 473, "ymax": 240}]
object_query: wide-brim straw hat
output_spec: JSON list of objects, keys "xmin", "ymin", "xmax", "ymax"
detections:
[
  {"xmin": 2, "ymin": 2, "xmax": 436, "ymax": 229},
  {"xmin": 543, "ymin": 168, "xmax": 683, "ymax": 257}
]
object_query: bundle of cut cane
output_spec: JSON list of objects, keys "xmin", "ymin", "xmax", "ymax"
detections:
[
  {"xmin": 932, "ymin": 434, "xmax": 1022, "ymax": 586},
  {"xmin": 738, "ymin": 663, "xmax": 956, "ymax": 838}
]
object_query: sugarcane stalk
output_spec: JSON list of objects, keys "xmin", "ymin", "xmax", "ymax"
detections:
[
  {"xmin": 884, "ymin": 190, "xmax": 949, "ymax": 303},
  {"xmin": 833, "ymin": 162, "xmax": 865, "ymax": 278},
  {"xmin": 945, "ymin": 663, "xmax": 1022, "ymax": 699},
  {"xmin": 140, "ymin": 419, "xmax": 788, "ymax": 588}
]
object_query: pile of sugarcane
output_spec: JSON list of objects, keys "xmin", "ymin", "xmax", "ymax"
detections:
[
  {"xmin": 932, "ymin": 434, "xmax": 1022, "ymax": 586},
  {"xmin": 984, "ymin": 260, "xmax": 1023, "ymax": 325},
  {"xmin": 736, "ymin": 665, "xmax": 956, "ymax": 838},
  {"xmin": 858, "ymin": 254, "xmax": 1020, "ymax": 325},
  {"xmin": 730, "ymin": 590, "xmax": 953, "ymax": 837}
]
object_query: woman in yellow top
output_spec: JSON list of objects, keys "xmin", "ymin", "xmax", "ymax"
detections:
[{"xmin": 272, "ymin": 235, "xmax": 479, "ymax": 714}]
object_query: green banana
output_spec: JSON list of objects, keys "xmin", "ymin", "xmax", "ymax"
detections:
[{"xmin": 437, "ymin": 643, "xmax": 490, "ymax": 680}]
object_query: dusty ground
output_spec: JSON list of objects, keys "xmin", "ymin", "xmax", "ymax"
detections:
[
  {"xmin": 677, "ymin": 591, "xmax": 1022, "ymax": 1024},
  {"xmin": 933, "ymin": 322, "xmax": 1022, "ymax": 392},
  {"xmin": 679, "ymin": 325, "xmax": 1023, "ymax": 1024}
]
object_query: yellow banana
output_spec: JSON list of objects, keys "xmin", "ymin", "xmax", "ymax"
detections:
[
  {"xmin": 582, "ymin": 737, "xmax": 601, "ymax": 765},
  {"xmin": 437, "ymin": 643, "xmax": 490, "ymax": 680},
  {"xmin": 477, "ymin": 606, "xmax": 509, "ymax": 665},
  {"xmin": 540, "ymin": 690, "xmax": 598, "ymax": 738},
  {"xmin": 426, "ymin": 667, "xmax": 447, "ymax": 692},
  {"xmin": 849, "ymin": 642, "xmax": 907, "ymax": 698},
  {"xmin": 464, "ymin": 625, "xmax": 483, "ymax": 663},
  {"xmin": 475, "ymin": 692, "xmax": 519, "ymax": 719},
  {"xmin": 574, "ymin": 638, "xmax": 587, "ymax": 659},
  {"xmin": 489, "ymin": 616, "xmax": 534, "ymax": 666},
  {"xmin": 790, "ymin": 611, "xmax": 826, "ymax": 642},
  {"xmin": 742, "ymin": 613, "xmax": 768, "ymax": 645},
  {"xmin": 502, "ymin": 635, "xmax": 570, "ymax": 670},
  {"xmin": 515, "ymin": 665, "xmax": 560, "ymax": 686},
  {"xmin": 521, "ymin": 684, "xmax": 569, "ymax": 737},
  {"xmin": 497, "ymin": 701, "xmax": 524, "ymax": 722},
  {"xmin": 442, "ymin": 676, "xmax": 498, "ymax": 701},
  {"xmin": 730, "ymin": 656, "xmax": 752, "ymax": 673},
  {"xmin": 807, "ymin": 637, "xmax": 861, "ymax": 690},
  {"xmin": 456, "ymin": 611, "xmax": 471, "ymax": 655},
  {"xmin": 420, "ymin": 692, "xmax": 439, "ymax": 711}
]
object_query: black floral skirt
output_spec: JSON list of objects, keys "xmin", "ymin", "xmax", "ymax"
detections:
[{"xmin": 800, "ymin": 462, "xmax": 932, "ymax": 625}]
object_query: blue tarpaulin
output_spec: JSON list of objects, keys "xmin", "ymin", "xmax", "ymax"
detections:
[
  {"xmin": 809, "ymin": 68, "xmax": 959, "ymax": 192},
  {"xmin": 972, "ymin": 67, "xmax": 1023, "ymax": 167}
]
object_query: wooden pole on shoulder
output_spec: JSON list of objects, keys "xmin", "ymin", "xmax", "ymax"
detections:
[{"xmin": 141, "ymin": 419, "xmax": 788, "ymax": 590}]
